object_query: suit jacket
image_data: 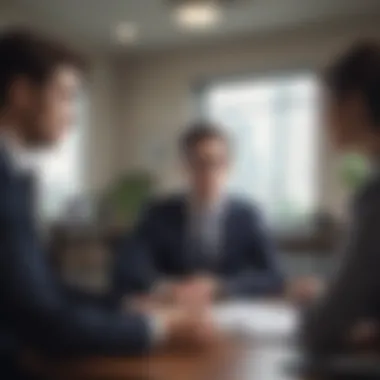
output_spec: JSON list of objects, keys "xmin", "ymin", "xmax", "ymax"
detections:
[
  {"xmin": 302, "ymin": 171, "xmax": 380, "ymax": 357},
  {"xmin": 115, "ymin": 195, "xmax": 284, "ymax": 297},
  {"xmin": 0, "ymin": 147, "xmax": 151, "ymax": 359}
]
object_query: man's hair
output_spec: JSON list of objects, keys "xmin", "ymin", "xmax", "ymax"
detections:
[
  {"xmin": 325, "ymin": 40, "xmax": 380, "ymax": 125},
  {"xmin": 0, "ymin": 29, "xmax": 85, "ymax": 107},
  {"xmin": 180, "ymin": 121, "xmax": 230, "ymax": 157}
]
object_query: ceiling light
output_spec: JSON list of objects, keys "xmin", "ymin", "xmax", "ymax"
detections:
[
  {"xmin": 173, "ymin": 1, "xmax": 222, "ymax": 30},
  {"xmin": 114, "ymin": 22, "xmax": 138, "ymax": 45}
]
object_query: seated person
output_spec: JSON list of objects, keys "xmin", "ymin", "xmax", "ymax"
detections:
[
  {"xmin": 302, "ymin": 41, "xmax": 380, "ymax": 357},
  {"xmin": 116, "ymin": 122, "xmax": 284, "ymax": 303}
]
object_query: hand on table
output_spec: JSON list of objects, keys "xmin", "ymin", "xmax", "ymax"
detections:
[
  {"xmin": 125, "ymin": 293, "xmax": 220, "ymax": 349},
  {"xmin": 154, "ymin": 305, "xmax": 220, "ymax": 350},
  {"xmin": 125, "ymin": 274, "xmax": 220, "ymax": 312},
  {"xmin": 172, "ymin": 276, "xmax": 220, "ymax": 307}
]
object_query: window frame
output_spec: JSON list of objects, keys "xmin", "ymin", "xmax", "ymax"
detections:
[{"xmin": 193, "ymin": 69, "xmax": 322, "ymax": 235}]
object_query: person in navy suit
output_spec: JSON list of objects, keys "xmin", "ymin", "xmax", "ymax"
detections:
[
  {"xmin": 116, "ymin": 122, "xmax": 285, "ymax": 303},
  {"xmin": 0, "ymin": 30, "xmax": 215, "ymax": 378}
]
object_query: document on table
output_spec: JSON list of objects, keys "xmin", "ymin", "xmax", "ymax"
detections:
[{"xmin": 212, "ymin": 301, "xmax": 299, "ymax": 339}]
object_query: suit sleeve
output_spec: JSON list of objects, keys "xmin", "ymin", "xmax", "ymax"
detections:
[
  {"xmin": 223, "ymin": 206, "xmax": 284, "ymax": 297},
  {"xmin": 301, "ymin": 197, "xmax": 380, "ymax": 357},
  {"xmin": 114, "ymin": 204, "xmax": 161, "ymax": 296},
  {"xmin": 0, "ymin": 184, "xmax": 151, "ymax": 357}
]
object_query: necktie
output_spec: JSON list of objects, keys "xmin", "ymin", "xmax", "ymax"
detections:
[{"xmin": 189, "ymin": 210, "xmax": 218, "ymax": 273}]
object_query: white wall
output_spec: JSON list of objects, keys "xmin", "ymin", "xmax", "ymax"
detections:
[
  {"xmin": 0, "ymin": 1, "xmax": 29, "ymax": 28},
  {"xmin": 115, "ymin": 19, "xmax": 380, "ymax": 219},
  {"xmin": 85, "ymin": 59, "xmax": 121, "ymax": 193}
]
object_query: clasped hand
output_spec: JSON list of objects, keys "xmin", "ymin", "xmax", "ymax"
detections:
[{"xmin": 126, "ymin": 276, "xmax": 221, "ymax": 349}]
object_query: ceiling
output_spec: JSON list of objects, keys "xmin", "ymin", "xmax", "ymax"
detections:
[{"xmin": 5, "ymin": 0, "xmax": 380, "ymax": 53}]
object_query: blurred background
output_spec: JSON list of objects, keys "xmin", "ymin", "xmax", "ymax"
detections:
[{"xmin": 3, "ymin": 0, "xmax": 380, "ymax": 294}]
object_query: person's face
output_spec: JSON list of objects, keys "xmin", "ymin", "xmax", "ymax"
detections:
[
  {"xmin": 324, "ymin": 87, "xmax": 373, "ymax": 153},
  {"xmin": 185, "ymin": 137, "xmax": 230, "ymax": 201},
  {"xmin": 11, "ymin": 65, "xmax": 80, "ymax": 147}
]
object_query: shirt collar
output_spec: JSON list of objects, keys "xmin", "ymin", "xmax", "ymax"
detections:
[{"xmin": 187, "ymin": 192, "xmax": 228, "ymax": 216}]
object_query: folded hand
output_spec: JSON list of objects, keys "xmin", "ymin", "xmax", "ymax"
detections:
[
  {"xmin": 155, "ymin": 305, "xmax": 219, "ymax": 349},
  {"xmin": 172, "ymin": 276, "xmax": 219, "ymax": 307}
]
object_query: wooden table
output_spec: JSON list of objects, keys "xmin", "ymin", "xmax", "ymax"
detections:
[{"xmin": 24, "ymin": 301, "xmax": 302, "ymax": 380}]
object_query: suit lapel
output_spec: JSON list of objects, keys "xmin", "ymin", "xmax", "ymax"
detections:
[
  {"xmin": 217, "ymin": 200, "xmax": 235, "ymax": 272},
  {"xmin": 171, "ymin": 196, "xmax": 190, "ymax": 273},
  {"xmin": 0, "ymin": 147, "xmax": 35, "ymax": 227}
]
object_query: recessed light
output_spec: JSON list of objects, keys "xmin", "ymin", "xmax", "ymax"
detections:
[
  {"xmin": 114, "ymin": 22, "xmax": 138, "ymax": 44},
  {"xmin": 173, "ymin": 1, "xmax": 222, "ymax": 30}
]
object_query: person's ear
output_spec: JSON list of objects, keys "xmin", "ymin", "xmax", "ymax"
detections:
[{"xmin": 9, "ymin": 76, "xmax": 36, "ymax": 109}]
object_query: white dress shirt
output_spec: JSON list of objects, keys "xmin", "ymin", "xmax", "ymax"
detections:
[{"xmin": 187, "ymin": 195, "xmax": 227, "ymax": 259}]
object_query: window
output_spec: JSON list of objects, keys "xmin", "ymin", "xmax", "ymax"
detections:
[{"xmin": 200, "ymin": 73, "xmax": 319, "ymax": 232}]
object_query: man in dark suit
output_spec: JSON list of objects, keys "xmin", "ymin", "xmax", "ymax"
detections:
[
  {"xmin": 0, "ymin": 30, "xmax": 214, "ymax": 378},
  {"xmin": 117, "ymin": 122, "xmax": 284, "ymax": 303},
  {"xmin": 302, "ymin": 42, "xmax": 380, "ymax": 357}
]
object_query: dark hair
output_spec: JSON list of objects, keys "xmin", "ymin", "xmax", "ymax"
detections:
[
  {"xmin": 325, "ymin": 41, "xmax": 380, "ymax": 125},
  {"xmin": 180, "ymin": 121, "xmax": 230, "ymax": 157},
  {"xmin": 0, "ymin": 29, "xmax": 85, "ymax": 107}
]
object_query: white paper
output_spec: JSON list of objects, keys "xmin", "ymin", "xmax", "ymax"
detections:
[{"xmin": 212, "ymin": 301, "xmax": 299, "ymax": 339}]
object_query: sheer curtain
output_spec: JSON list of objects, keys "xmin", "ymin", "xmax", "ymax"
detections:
[{"xmin": 201, "ymin": 73, "xmax": 319, "ymax": 232}]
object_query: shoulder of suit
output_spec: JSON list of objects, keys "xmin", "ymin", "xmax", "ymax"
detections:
[
  {"xmin": 227, "ymin": 196, "xmax": 262, "ymax": 217},
  {"xmin": 0, "ymin": 151, "xmax": 18, "ymax": 215},
  {"xmin": 143, "ymin": 193, "xmax": 184, "ymax": 214},
  {"xmin": 0, "ymin": 149, "xmax": 13, "ymax": 184}
]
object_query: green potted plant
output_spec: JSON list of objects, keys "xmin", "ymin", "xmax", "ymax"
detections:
[{"xmin": 101, "ymin": 171, "xmax": 154, "ymax": 230}]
